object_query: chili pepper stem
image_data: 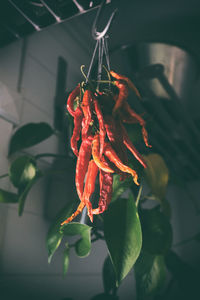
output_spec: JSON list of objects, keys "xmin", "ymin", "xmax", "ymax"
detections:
[{"xmin": 135, "ymin": 184, "xmax": 143, "ymax": 207}]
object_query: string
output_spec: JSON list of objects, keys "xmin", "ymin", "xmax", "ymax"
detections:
[
  {"xmin": 97, "ymin": 38, "xmax": 104, "ymax": 90},
  {"xmin": 86, "ymin": 40, "xmax": 98, "ymax": 82},
  {"xmin": 104, "ymin": 36, "xmax": 110, "ymax": 72}
]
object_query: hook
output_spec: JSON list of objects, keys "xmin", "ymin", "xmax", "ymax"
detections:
[{"xmin": 92, "ymin": 0, "xmax": 117, "ymax": 40}]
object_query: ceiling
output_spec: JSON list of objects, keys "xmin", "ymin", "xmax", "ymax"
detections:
[{"xmin": 0, "ymin": 0, "xmax": 103, "ymax": 48}]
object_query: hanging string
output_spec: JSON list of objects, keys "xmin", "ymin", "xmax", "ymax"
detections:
[
  {"xmin": 104, "ymin": 36, "xmax": 111, "ymax": 72},
  {"xmin": 86, "ymin": 40, "xmax": 99, "ymax": 83},
  {"xmin": 97, "ymin": 38, "xmax": 105, "ymax": 90}
]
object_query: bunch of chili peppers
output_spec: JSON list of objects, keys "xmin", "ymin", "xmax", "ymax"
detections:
[{"xmin": 61, "ymin": 70, "xmax": 151, "ymax": 226}]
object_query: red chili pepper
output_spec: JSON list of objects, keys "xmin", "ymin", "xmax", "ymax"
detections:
[
  {"xmin": 67, "ymin": 84, "xmax": 80, "ymax": 117},
  {"xmin": 81, "ymin": 90, "xmax": 93, "ymax": 139},
  {"xmin": 61, "ymin": 202, "xmax": 85, "ymax": 226},
  {"xmin": 93, "ymin": 170, "xmax": 113, "ymax": 215},
  {"xmin": 112, "ymin": 80, "xmax": 129, "ymax": 115},
  {"xmin": 104, "ymin": 116, "xmax": 128, "ymax": 181},
  {"xmin": 70, "ymin": 106, "xmax": 83, "ymax": 157},
  {"xmin": 104, "ymin": 142, "xmax": 139, "ymax": 186},
  {"xmin": 122, "ymin": 102, "xmax": 152, "ymax": 148},
  {"xmin": 120, "ymin": 124, "xmax": 147, "ymax": 168},
  {"xmin": 104, "ymin": 116, "xmax": 128, "ymax": 165},
  {"xmin": 92, "ymin": 133, "xmax": 114, "ymax": 173},
  {"xmin": 75, "ymin": 135, "xmax": 93, "ymax": 200},
  {"xmin": 93, "ymin": 98, "xmax": 106, "ymax": 156},
  {"xmin": 82, "ymin": 160, "xmax": 98, "ymax": 222},
  {"xmin": 110, "ymin": 70, "xmax": 141, "ymax": 99}
]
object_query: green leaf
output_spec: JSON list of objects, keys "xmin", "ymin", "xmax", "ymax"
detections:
[
  {"xmin": 0, "ymin": 188, "xmax": 18, "ymax": 203},
  {"xmin": 63, "ymin": 244, "xmax": 70, "ymax": 276},
  {"xmin": 140, "ymin": 207, "xmax": 173, "ymax": 255},
  {"xmin": 104, "ymin": 194, "xmax": 142, "ymax": 286},
  {"xmin": 135, "ymin": 251, "xmax": 166, "ymax": 299},
  {"xmin": 18, "ymin": 170, "xmax": 42, "ymax": 216},
  {"xmin": 103, "ymin": 255, "xmax": 117, "ymax": 295},
  {"xmin": 62, "ymin": 222, "xmax": 92, "ymax": 258},
  {"xmin": 75, "ymin": 231, "xmax": 91, "ymax": 257},
  {"xmin": 46, "ymin": 199, "xmax": 79, "ymax": 263},
  {"xmin": 9, "ymin": 122, "xmax": 54, "ymax": 156},
  {"xmin": 8, "ymin": 155, "xmax": 42, "ymax": 215},
  {"xmin": 143, "ymin": 153, "xmax": 169, "ymax": 200},
  {"xmin": 112, "ymin": 174, "xmax": 132, "ymax": 203},
  {"xmin": 9, "ymin": 155, "xmax": 37, "ymax": 188}
]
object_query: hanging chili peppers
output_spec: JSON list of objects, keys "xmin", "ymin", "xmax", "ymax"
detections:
[{"xmin": 61, "ymin": 70, "xmax": 151, "ymax": 226}]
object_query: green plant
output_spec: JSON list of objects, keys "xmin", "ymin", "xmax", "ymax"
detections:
[{"xmin": 0, "ymin": 121, "xmax": 200, "ymax": 300}]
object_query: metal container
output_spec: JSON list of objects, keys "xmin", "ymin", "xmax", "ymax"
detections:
[{"xmin": 131, "ymin": 43, "xmax": 197, "ymax": 103}]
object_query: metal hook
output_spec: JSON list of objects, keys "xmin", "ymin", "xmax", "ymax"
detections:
[{"xmin": 92, "ymin": 0, "xmax": 117, "ymax": 40}]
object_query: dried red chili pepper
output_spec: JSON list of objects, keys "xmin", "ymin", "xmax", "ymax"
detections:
[
  {"xmin": 93, "ymin": 98, "xmax": 106, "ymax": 156},
  {"xmin": 62, "ymin": 69, "xmax": 152, "ymax": 226},
  {"xmin": 104, "ymin": 142, "xmax": 139, "ymax": 185},
  {"xmin": 112, "ymin": 80, "xmax": 129, "ymax": 115},
  {"xmin": 81, "ymin": 90, "xmax": 93, "ymax": 139},
  {"xmin": 67, "ymin": 84, "xmax": 80, "ymax": 117},
  {"xmin": 61, "ymin": 202, "xmax": 85, "ymax": 226},
  {"xmin": 122, "ymin": 102, "xmax": 152, "ymax": 148},
  {"xmin": 104, "ymin": 116, "xmax": 128, "ymax": 164},
  {"xmin": 82, "ymin": 159, "xmax": 98, "ymax": 222},
  {"xmin": 120, "ymin": 124, "xmax": 147, "ymax": 168},
  {"xmin": 70, "ymin": 106, "xmax": 83, "ymax": 157},
  {"xmin": 110, "ymin": 70, "xmax": 141, "ymax": 99},
  {"xmin": 92, "ymin": 133, "xmax": 114, "ymax": 173},
  {"xmin": 93, "ymin": 170, "xmax": 113, "ymax": 215},
  {"xmin": 75, "ymin": 135, "xmax": 93, "ymax": 200}
]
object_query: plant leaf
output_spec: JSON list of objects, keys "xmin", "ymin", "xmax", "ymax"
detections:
[
  {"xmin": 9, "ymin": 122, "xmax": 54, "ymax": 156},
  {"xmin": 63, "ymin": 244, "xmax": 70, "ymax": 276},
  {"xmin": 9, "ymin": 155, "xmax": 37, "ymax": 188},
  {"xmin": 75, "ymin": 230, "xmax": 91, "ymax": 257},
  {"xmin": 46, "ymin": 199, "xmax": 79, "ymax": 263},
  {"xmin": 104, "ymin": 194, "xmax": 142, "ymax": 286},
  {"xmin": 112, "ymin": 174, "xmax": 132, "ymax": 203},
  {"xmin": 143, "ymin": 153, "xmax": 169, "ymax": 200},
  {"xmin": 8, "ymin": 155, "xmax": 42, "ymax": 216},
  {"xmin": 0, "ymin": 188, "xmax": 18, "ymax": 203},
  {"xmin": 140, "ymin": 207, "xmax": 173, "ymax": 255},
  {"xmin": 135, "ymin": 251, "xmax": 166, "ymax": 299},
  {"xmin": 18, "ymin": 170, "xmax": 42, "ymax": 216},
  {"xmin": 103, "ymin": 255, "xmax": 117, "ymax": 295},
  {"xmin": 62, "ymin": 222, "xmax": 92, "ymax": 258}
]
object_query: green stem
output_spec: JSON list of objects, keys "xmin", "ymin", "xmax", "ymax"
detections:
[
  {"xmin": 135, "ymin": 184, "xmax": 143, "ymax": 207},
  {"xmin": 0, "ymin": 173, "xmax": 9, "ymax": 180},
  {"xmin": 35, "ymin": 153, "xmax": 69, "ymax": 160},
  {"xmin": 96, "ymin": 80, "xmax": 115, "ymax": 85}
]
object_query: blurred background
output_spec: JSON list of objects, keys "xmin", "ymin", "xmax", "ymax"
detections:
[{"xmin": 0, "ymin": 0, "xmax": 200, "ymax": 299}]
